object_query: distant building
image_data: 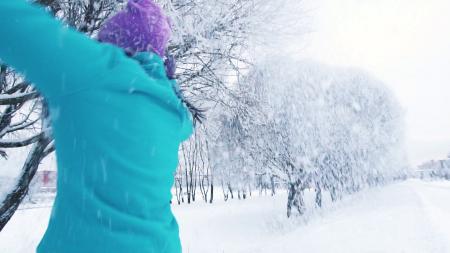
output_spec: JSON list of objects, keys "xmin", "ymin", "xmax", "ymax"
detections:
[
  {"xmin": 34, "ymin": 170, "xmax": 57, "ymax": 193},
  {"xmin": 417, "ymin": 157, "xmax": 450, "ymax": 180}
]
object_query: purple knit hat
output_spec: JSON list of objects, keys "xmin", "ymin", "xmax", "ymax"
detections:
[{"xmin": 98, "ymin": 0, "xmax": 171, "ymax": 57}]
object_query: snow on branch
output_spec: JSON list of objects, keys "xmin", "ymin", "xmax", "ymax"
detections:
[
  {"xmin": 0, "ymin": 133, "xmax": 44, "ymax": 148},
  {"xmin": 0, "ymin": 92, "xmax": 40, "ymax": 105}
]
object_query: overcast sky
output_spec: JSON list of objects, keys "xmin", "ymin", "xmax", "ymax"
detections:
[{"xmin": 290, "ymin": 0, "xmax": 450, "ymax": 165}]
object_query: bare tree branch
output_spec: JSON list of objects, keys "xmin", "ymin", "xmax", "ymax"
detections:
[
  {"xmin": 0, "ymin": 92, "xmax": 40, "ymax": 105},
  {"xmin": 0, "ymin": 133, "xmax": 44, "ymax": 148}
]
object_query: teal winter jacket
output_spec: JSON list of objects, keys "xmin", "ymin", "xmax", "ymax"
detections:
[{"xmin": 0, "ymin": 1, "xmax": 192, "ymax": 253}]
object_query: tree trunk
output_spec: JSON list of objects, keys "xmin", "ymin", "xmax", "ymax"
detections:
[
  {"xmin": 294, "ymin": 192, "xmax": 305, "ymax": 215},
  {"xmin": 221, "ymin": 181, "xmax": 229, "ymax": 201},
  {"xmin": 286, "ymin": 183, "xmax": 305, "ymax": 218},
  {"xmin": 209, "ymin": 182, "xmax": 214, "ymax": 204},
  {"xmin": 287, "ymin": 184, "xmax": 295, "ymax": 218},
  {"xmin": 227, "ymin": 184, "xmax": 234, "ymax": 199},
  {"xmin": 330, "ymin": 186, "xmax": 338, "ymax": 202},
  {"xmin": 315, "ymin": 184, "xmax": 322, "ymax": 208},
  {"xmin": 270, "ymin": 176, "xmax": 276, "ymax": 196},
  {"xmin": 0, "ymin": 136, "xmax": 51, "ymax": 231}
]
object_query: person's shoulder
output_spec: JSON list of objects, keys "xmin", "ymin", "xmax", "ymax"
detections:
[{"xmin": 130, "ymin": 52, "xmax": 167, "ymax": 80}]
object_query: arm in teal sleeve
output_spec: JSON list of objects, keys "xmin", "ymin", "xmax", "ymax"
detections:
[{"xmin": 0, "ymin": 1, "xmax": 116, "ymax": 98}]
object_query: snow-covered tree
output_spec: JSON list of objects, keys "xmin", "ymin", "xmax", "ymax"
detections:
[
  {"xmin": 169, "ymin": 0, "xmax": 303, "ymax": 203},
  {"xmin": 228, "ymin": 57, "xmax": 407, "ymax": 217}
]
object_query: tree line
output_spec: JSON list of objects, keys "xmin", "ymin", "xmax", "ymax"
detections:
[{"xmin": 175, "ymin": 58, "xmax": 407, "ymax": 217}]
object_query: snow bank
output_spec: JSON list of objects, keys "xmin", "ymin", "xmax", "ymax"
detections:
[{"xmin": 1, "ymin": 180, "xmax": 450, "ymax": 253}]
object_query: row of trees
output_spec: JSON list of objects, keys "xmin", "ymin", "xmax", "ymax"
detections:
[{"xmin": 175, "ymin": 58, "xmax": 407, "ymax": 217}]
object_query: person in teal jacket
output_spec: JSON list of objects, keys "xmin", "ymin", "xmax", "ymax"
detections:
[{"xmin": 0, "ymin": 1, "xmax": 193, "ymax": 252}]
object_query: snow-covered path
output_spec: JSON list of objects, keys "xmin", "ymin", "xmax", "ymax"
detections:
[
  {"xmin": 176, "ymin": 179, "xmax": 450, "ymax": 253},
  {"xmin": 1, "ymin": 180, "xmax": 450, "ymax": 253},
  {"xmin": 256, "ymin": 180, "xmax": 450, "ymax": 253}
]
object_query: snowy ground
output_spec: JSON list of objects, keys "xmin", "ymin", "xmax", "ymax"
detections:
[{"xmin": 1, "ymin": 179, "xmax": 450, "ymax": 253}]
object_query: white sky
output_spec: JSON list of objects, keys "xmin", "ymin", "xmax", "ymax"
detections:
[{"xmin": 289, "ymin": 0, "xmax": 450, "ymax": 166}]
